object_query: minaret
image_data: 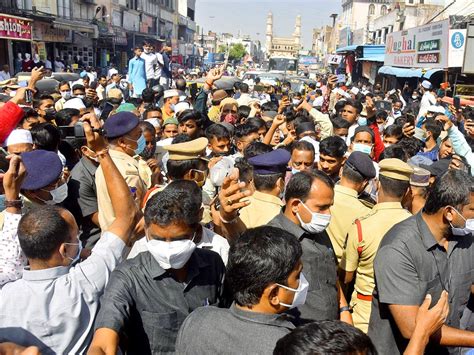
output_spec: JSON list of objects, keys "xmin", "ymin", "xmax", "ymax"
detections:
[
  {"xmin": 293, "ymin": 15, "xmax": 302, "ymax": 51},
  {"xmin": 266, "ymin": 12, "xmax": 273, "ymax": 58}
]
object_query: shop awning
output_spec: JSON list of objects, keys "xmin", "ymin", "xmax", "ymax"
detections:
[
  {"xmin": 53, "ymin": 20, "xmax": 96, "ymax": 34},
  {"xmin": 378, "ymin": 65, "xmax": 423, "ymax": 77},
  {"xmin": 423, "ymin": 69, "xmax": 443, "ymax": 79},
  {"xmin": 358, "ymin": 55, "xmax": 385, "ymax": 62},
  {"xmin": 357, "ymin": 45, "xmax": 385, "ymax": 62},
  {"xmin": 336, "ymin": 45, "xmax": 358, "ymax": 53}
]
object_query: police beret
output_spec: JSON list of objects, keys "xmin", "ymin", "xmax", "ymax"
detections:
[
  {"xmin": 104, "ymin": 111, "xmax": 139, "ymax": 139},
  {"xmin": 248, "ymin": 149, "xmax": 291, "ymax": 175},
  {"xmin": 410, "ymin": 166, "xmax": 431, "ymax": 187},
  {"xmin": 420, "ymin": 158, "xmax": 450, "ymax": 177},
  {"xmin": 21, "ymin": 150, "xmax": 63, "ymax": 190},
  {"xmin": 346, "ymin": 152, "xmax": 376, "ymax": 179},
  {"xmin": 163, "ymin": 137, "xmax": 209, "ymax": 161},
  {"xmin": 379, "ymin": 158, "xmax": 414, "ymax": 181}
]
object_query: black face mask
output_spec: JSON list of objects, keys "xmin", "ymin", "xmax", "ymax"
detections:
[{"xmin": 43, "ymin": 108, "xmax": 56, "ymax": 120}]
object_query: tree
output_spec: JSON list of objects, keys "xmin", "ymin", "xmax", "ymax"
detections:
[
  {"xmin": 217, "ymin": 45, "xmax": 227, "ymax": 53},
  {"xmin": 229, "ymin": 43, "xmax": 246, "ymax": 61}
]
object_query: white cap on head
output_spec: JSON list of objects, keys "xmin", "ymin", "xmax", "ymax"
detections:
[
  {"xmin": 5, "ymin": 129, "xmax": 33, "ymax": 146},
  {"xmin": 163, "ymin": 89, "xmax": 180, "ymax": 99},
  {"xmin": 63, "ymin": 97, "xmax": 86, "ymax": 110},
  {"xmin": 316, "ymin": 82, "xmax": 321, "ymax": 88},
  {"xmin": 145, "ymin": 118, "xmax": 161, "ymax": 129},
  {"xmin": 421, "ymin": 80, "xmax": 432, "ymax": 89},
  {"xmin": 174, "ymin": 101, "xmax": 193, "ymax": 114}
]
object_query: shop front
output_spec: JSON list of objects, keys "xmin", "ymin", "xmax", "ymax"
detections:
[
  {"xmin": 0, "ymin": 13, "xmax": 32, "ymax": 74},
  {"xmin": 32, "ymin": 20, "xmax": 72, "ymax": 67},
  {"xmin": 335, "ymin": 44, "xmax": 385, "ymax": 85},
  {"xmin": 380, "ymin": 19, "xmax": 468, "ymax": 90}
]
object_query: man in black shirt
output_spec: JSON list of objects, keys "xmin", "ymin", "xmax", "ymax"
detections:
[
  {"xmin": 176, "ymin": 226, "xmax": 303, "ymax": 354},
  {"xmin": 89, "ymin": 180, "xmax": 226, "ymax": 354},
  {"xmin": 65, "ymin": 137, "xmax": 101, "ymax": 248},
  {"xmin": 368, "ymin": 170, "xmax": 474, "ymax": 354},
  {"xmin": 268, "ymin": 170, "xmax": 352, "ymax": 324}
]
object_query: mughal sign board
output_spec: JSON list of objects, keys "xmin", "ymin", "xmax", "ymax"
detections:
[
  {"xmin": 385, "ymin": 20, "xmax": 449, "ymax": 69},
  {"xmin": 0, "ymin": 14, "xmax": 32, "ymax": 41}
]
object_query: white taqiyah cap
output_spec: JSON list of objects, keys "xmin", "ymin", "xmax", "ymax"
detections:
[
  {"xmin": 63, "ymin": 97, "xmax": 86, "ymax": 110},
  {"xmin": 5, "ymin": 129, "xmax": 33, "ymax": 146}
]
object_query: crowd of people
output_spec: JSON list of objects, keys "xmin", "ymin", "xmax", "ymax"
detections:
[{"xmin": 0, "ymin": 41, "xmax": 473, "ymax": 355}]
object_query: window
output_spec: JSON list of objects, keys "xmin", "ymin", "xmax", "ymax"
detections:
[
  {"xmin": 381, "ymin": 5, "xmax": 387, "ymax": 15},
  {"xmin": 369, "ymin": 4, "xmax": 375, "ymax": 15},
  {"xmin": 419, "ymin": 0, "xmax": 424, "ymax": 3}
]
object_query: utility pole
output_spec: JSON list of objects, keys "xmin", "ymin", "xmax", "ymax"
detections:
[{"xmin": 200, "ymin": 27, "xmax": 204, "ymax": 66}]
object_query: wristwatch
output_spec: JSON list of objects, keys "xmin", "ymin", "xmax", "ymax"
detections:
[{"xmin": 339, "ymin": 306, "xmax": 353, "ymax": 314}]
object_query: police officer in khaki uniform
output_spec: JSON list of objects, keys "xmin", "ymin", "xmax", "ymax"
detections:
[
  {"xmin": 339, "ymin": 158, "xmax": 413, "ymax": 333},
  {"xmin": 143, "ymin": 137, "xmax": 216, "ymax": 225},
  {"xmin": 327, "ymin": 152, "xmax": 376, "ymax": 264},
  {"xmin": 95, "ymin": 112, "xmax": 147, "ymax": 230}
]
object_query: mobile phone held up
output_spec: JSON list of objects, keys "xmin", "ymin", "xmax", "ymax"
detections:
[{"xmin": 25, "ymin": 89, "xmax": 33, "ymax": 104}]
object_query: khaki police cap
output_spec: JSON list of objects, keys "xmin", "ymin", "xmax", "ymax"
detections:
[
  {"xmin": 379, "ymin": 158, "xmax": 414, "ymax": 181},
  {"xmin": 163, "ymin": 137, "xmax": 209, "ymax": 161},
  {"xmin": 409, "ymin": 166, "xmax": 431, "ymax": 187}
]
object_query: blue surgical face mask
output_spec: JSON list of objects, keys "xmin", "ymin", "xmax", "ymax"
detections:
[
  {"xmin": 125, "ymin": 135, "xmax": 146, "ymax": 155},
  {"xmin": 450, "ymin": 206, "xmax": 474, "ymax": 236},
  {"xmin": 135, "ymin": 134, "xmax": 146, "ymax": 155},
  {"xmin": 353, "ymin": 143, "xmax": 372, "ymax": 155},
  {"xmin": 170, "ymin": 104, "xmax": 176, "ymax": 112},
  {"xmin": 291, "ymin": 167, "xmax": 301, "ymax": 175},
  {"xmin": 358, "ymin": 117, "xmax": 367, "ymax": 126}
]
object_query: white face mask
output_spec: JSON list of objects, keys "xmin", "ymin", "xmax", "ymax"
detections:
[
  {"xmin": 61, "ymin": 237, "xmax": 82, "ymax": 265},
  {"xmin": 353, "ymin": 143, "xmax": 372, "ymax": 155},
  {"xmin": 296, "ymin": 200, "xmax": 331, "ymax": 234},
  {"xmin": 41, "ymin": 183, "xmax": 68, "ymax": 205},
  {"xmin": 277, "ymin": 272, "xmax": 309, "ymax": 309},
  {"xmin": 146, "ymin": 234, "xmax": 196, "ymax": 269},
  {"xmin": 61, "ymin": 91, "xmax": 72, "ymax": 100},
  {"xmin": 75, "ymin": 94, "xmax": 85, "ymax": 100},
  {"xmin": 450, "ymin": 207, "xmax": 474, "ymax": 236}
]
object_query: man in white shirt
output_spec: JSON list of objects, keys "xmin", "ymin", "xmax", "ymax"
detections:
[
  {"xmin": 141, "ymin": 41, "xmax": 158, "ymax": 87},
  {"xmin": 417, "ymin": 80, "xmax": 436, "ymax": 121},
  {"xmin": 0, "ymin": 64, "xmax": 11, "ymax": 81},
  {"xmin": 0, "ymin": 121, "xmax": 139, "ymax": 354},
  {"xmin": 154, "ymin": 46, "xmax": 165, "ymax": 84},
  {"xmin": 54, "ymin": 57, "xmax": 65, "ymax": 72}
]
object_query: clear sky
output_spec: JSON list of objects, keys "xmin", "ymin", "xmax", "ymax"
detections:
[{"xmin": 195, "ymin": 0, "xmax": 341, "ymax": 50}]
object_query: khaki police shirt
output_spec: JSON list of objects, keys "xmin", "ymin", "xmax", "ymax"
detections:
[
  {"xmin": 327, "ymin": 185, "xmax": 371, "ymax": 264},
  {"xmin": 95, "ymin": 149, "xmax": 147, "ymax": 230},
  {"xmin": 341, "ymin": 202, "xmax": 411, "ymax": 296},
  {"xmin": 239, "ymin": 190, "xmax": 284, "ymax": 229}
]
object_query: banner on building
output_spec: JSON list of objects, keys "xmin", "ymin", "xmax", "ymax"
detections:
[
  {"xmin": 0, "ymin": 14, "xmax": 32, "ymax": 41},
  {"xmin": 385, "ymin": 20, "xmax": 450, "ymax": 69}
]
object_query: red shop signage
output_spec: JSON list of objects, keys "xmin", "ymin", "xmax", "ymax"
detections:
[{"xmin": 0, "ymin": 14, "xmax": 32, "ymax": 41}]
